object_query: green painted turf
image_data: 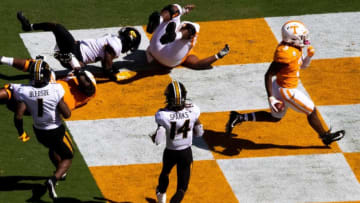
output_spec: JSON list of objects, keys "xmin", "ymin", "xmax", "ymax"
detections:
[{"xmin": 0, "ymin": 0, "xmax": 359, "ymax": 202}]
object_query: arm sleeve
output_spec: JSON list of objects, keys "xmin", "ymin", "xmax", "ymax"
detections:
[
  {"xmin": 193, "ymin": 123, "xmax": 204, "ymax": 137},
  {"xmin": 56, "ymin": 84, "xmax": 65, "ymax": 101},
  {"xmin": 154, "ymin": 125, "xmax": 166, "ymax": 145}
]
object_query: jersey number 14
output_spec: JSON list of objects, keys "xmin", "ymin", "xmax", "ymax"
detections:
[{"xmin": 170, "ymin": 119, "xmax": 190, "ymax": 140}]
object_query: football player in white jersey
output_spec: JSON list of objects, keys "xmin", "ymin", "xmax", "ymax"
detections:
[
  {"xmin": 17, "ymin": 12, "xmax": 141, "ymax": 82},
  {"xmin": 151, "ymin": 81, "xmax": 204, "ymax": 203},
  {"xmin": 10, "ymin": 59, "xmax": 72, "ymax": 199},
  {"xmin": 146, "ymin": 4, "xmax": 230, "ymax": 69},
  {"xmin": 0, "ymin": 55, "xmax": 96, "ymax": 112}
]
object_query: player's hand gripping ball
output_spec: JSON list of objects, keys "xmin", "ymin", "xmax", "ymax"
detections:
[{"xmin": 275, "ymin": 101, "xmax": 285, "ymax": 112}]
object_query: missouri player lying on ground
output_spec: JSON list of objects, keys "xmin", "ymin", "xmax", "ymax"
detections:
[
  {"xmin": 6, "ymin": 58, "xmax": 72, "ymax": 200},
  {"xmin": 17, "ymin": 11, "xmax": 141, "ymax": 82},
  {"xmin": 225, "ymin": 20, "xmax": 345, "ymax": 146},
  {"xmin": 146, "ymin": 3, "xmax": 230, "ymax": 70},
  {"xmin": 0, "ymin": 56, "xmax": 96, "ymax": 113}
]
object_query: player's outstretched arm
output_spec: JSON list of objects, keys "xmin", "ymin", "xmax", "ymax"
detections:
[
  {"xmin": 58, "ymin": 98, "xmax": 71, "ymax": 119},
  {"xmin": 1, "ymin": 56, "xmax": 33, "ymax": 72}
]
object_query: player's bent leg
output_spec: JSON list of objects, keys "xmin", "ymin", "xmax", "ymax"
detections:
[
  {"xmin": 17, "ymin": 11, "xmax": 32, "ymax": 31},
  {"xmin": 307, "ymin": 107, "xmax": 346, "ymax": 146},
  {"xmin": 170, "ymin": 189, "xmax": 185, "ymax": 203},
  {"xmin": 157, "ymin": 149, "xmax": 177, "ymax": 198},
  {"xmin": 226, "ymin": 110, "xmax": 281, "ymax": 135},
  {"xmin": 170, "ymin": 147, "xmax": 192, "ymax": 203},
  {"xmin": 307, "ymin": 107, "xmax": 328, "ymax": 136},
  {"xmin": 182, "ymin": 55, "xmax": 214, "ymax": 70},
  {"xmin": 146, "ymin": 11, "xmax": 161, "ymax": 34},
  {"xmin": 160, "ymin": 22, "xmax": 177, "ymax": 44},
  {"xmin": 161, "ymin": 4, "xmax": 182, "ymax": 21}
]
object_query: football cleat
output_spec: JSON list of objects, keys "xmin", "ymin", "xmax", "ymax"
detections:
[
  {"xmin": 110, "ymin": 70, "xmax": 137, "ymax": 82},
  {"xmin": 320, "ymin": 130, "xmax": 345, "ymax": 146},
  {"xmin": 60, "ymin": 172, "xmax": 67, "ymax": 181},
  {"xmin": 156, "ymin": 191, "xmax": 166, "ymax": 203},
  {"xmin": 225, "ymin": 111, "xmax": 244, "ymax": 135},
  {"xmin": 160, "ymin": 22, "xmax": 176, "ymax": 44},
  {"xmin": 46, "ymin": 178, "xmax": 58, "ymax": 199},
  {"xmin": 17, "ymin": 11, "xmax": 32, "ymax": 31},
  {"xmin": 146, "ymin": 11, "xmax": 161, "ymax": 34},
  {"xmin": 54, "ymin": 51, "xmax": 73, "ymax": 64}
]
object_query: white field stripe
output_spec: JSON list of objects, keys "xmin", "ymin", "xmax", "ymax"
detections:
[
  {"xmin": 218, "ymin": 153, "xmax": 360, "ymax": 203},
  {"xmin": 19, "ymin": 26, "xmax": 150, "ymax": 71},
  {"xmin": 265, "ymin": 12, "xmax": 360, "ymax": 59},
  {"xmin": 170, "ymin": 63, "xmax": 311, "ymax": 113},
  {"xmin": 318, "ymin": 104, "xmax": 360, "ymax": 153},
  {"xmin": 66, "ymin": 117, "xmax": 213, "ymax": 167}
]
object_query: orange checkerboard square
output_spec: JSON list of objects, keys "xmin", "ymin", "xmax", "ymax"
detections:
[
  {"xmin": 200, "ymin": 110, "xmax": 341, "ymax": 160},
  {"xmin": 89, "ymin": 160, "xmax": 237, "ymax": 203}
]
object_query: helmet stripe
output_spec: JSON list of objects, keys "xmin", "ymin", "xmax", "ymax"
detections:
[
  {"xmin": 173, "ymin": 81, "xmax": 181, "ymax": 105},
  {"xmin": 35, "ymin": 60, "xmax": 42, "ymax": 81}
]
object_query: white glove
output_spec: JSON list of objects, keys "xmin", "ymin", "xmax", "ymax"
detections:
[{"xmin": 268, "ymin": 96, "xmax": 282, "ymax": 113}]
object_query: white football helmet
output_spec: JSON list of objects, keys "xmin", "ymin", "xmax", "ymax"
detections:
[{"xmin": 281, "ymin": 20, "xmax": 310, "ymax": 48}]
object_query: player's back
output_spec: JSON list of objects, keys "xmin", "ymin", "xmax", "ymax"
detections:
[
  {"xmin": 80, "ymin": 34, "xmax": 122, "ymax": 63},
  {"xmin": 13, "ymin": 83, "xmax": 65, "ymax": 130},
  {"xmin": 155, "ymin": 104, "xmax": 200, "ymax": 150}
]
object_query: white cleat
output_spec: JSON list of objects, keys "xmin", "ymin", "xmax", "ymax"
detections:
[{"xmin": 156, "ymin": 192, "xmax": 166, "ymax": 203}]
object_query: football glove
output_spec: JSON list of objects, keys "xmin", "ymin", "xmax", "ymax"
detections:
[
  {"xmin": 268, "ymin": 96, "xmax": 282, "ymax": 113},
  {"xmin": 307, "ymin": 45, "xmax": 315, "ymax": 57},
  {"xmin": 18, "ymin": 131, "xmax": 30, "ymax": 142},
  {"xmin": 216, "ymin": 44, "xmax": 230, "ymax": 59}
]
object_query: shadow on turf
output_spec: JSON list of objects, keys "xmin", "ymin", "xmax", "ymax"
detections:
[
  {"xmin": 0, "ymin": 73, "xmax": 29, "ymax": 80},
  {"xmin": 0, "ymin": 176, "xmax": 48, "ymax": 202},
  {"xmin": 0, "ymin": 50, "xmax": 173, "ymax": 85},
  {"xmin": 79, "ymin": 50, "xmax": 173, "ymax": 84},
  {"xmin": 0, "ymin": 176, "xmax": 113, "ymax": 203},
  {"xmin": 194, "ymin": 129, "xmax": 329, "ymax": 156}
]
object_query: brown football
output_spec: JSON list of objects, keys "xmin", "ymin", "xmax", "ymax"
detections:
[{"xmin": 275, "ymin": 101, "xmax": 285, "ymax": 111}]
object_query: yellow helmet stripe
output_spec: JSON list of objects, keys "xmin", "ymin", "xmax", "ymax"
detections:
[
  {"xmin": 173, "ymin": 81, "xmax": 181, "ymax": 105},
  {"xmin": 35, "ymin": 60, "xmax": 42, "ymax": 81}
]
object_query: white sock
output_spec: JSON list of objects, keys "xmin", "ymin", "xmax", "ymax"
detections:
[{"xmin": 0, "ymin": 56, "xmax": 14, "ymax": 66}]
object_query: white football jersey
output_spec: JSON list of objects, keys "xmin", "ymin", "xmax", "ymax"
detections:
[
  {"xmin": 155, "ymin": 104, "xmax": 201, "ymax": 150},
  {"xmin": 148, "ymin": 20, "xmax": 199, "ymax": 67},
  {"xmin": 79, "ymin": 34, "xmax": 122, "ymax": 64},
  {"xmin": 13, "ymin": 83, "xmax": 65, "ymax": 130}
]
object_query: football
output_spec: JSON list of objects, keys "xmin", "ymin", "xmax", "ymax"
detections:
[{"xmin": 275, "ymin": 101, "xmax": 285, "ymax": 112}]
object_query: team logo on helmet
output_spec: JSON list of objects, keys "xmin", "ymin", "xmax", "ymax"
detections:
[
  {"xmin": 281, "ymin": 20, "xmax": 310, "ymax": 48},
  {"xmin": 119, "ymin": 27, "xmax": 141, "ymax": 53},
  {"xmin": 29, "ymin": 59, "xmax": 52, "ymax": 87},
  {"xmin": 165, "ymin": 80, "xmax": 187, "ymax": 110}
]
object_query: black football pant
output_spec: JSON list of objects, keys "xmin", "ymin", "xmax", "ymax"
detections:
[
  {"xmin": 158, "ymin": 147, "xmax": 193, "ymax": 203},
  {"xmin": 32, "ymin": 22, "xmax": 83, "ymax": 63}
]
